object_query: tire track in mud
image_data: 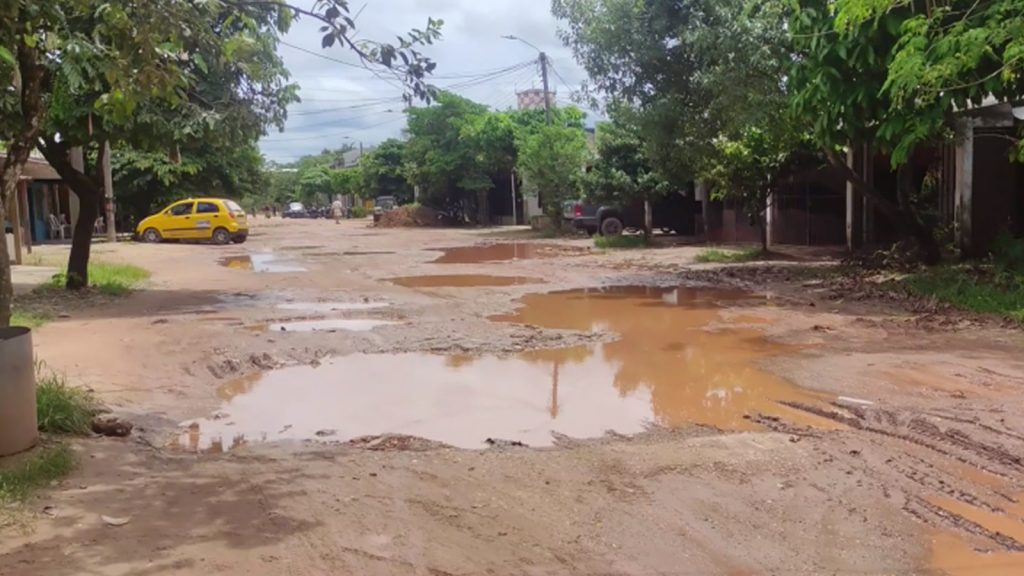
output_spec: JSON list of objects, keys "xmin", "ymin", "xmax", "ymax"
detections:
[{"xmin": 762, "ymin": 402, "xmax": 1024, "ymax": 552}]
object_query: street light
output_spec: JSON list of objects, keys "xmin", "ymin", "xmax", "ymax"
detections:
[
  {"xmin": 500, "ymin": 34, "xmax": 552, "ymax": 125},
  {"xmin": 501, "ymin": 34, "xmax": 542, "ymax": 53}
]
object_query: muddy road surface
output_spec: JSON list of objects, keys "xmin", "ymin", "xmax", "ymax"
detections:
[{"xmin": 3, "ymin": 218, "xmax": 1024, "ymax": 575}]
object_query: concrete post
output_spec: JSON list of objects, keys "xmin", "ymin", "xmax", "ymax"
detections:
[
  {"xmin": 845, "ymin": 146, "xmax": 863, "ymax": 251},
  {"xmin": 955, "ymin": 121, "xmax": 975, "ymax": 255}
]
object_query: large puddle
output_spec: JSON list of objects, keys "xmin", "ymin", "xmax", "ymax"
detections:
[
  {"xmin": 388, "ymin": 274, "xmax": 546, "ymax": 288},
  {"xmin": 220, "ymin": 253, "xmax": 307, "ymax": 273},
  {"xmin": 432, "ymin": 243, "xmax": 588, "ymax": 264},
  {"xmin": 928, "ymin": 493, "xmax": 1024, "ymax": 576},
  {"xmin": 180, "ymin": 286, "xmax": 836, "ymax": 451}
]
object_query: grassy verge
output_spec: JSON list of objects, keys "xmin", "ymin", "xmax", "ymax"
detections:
[
  {"xmin": 905, "ymin": 267, "xmax": 1024, "ymax": 322},
  {"xmin": 0, "ymin": 444, "xmax": 76, "ymax": 504},
  {"xmin": 44, "ymin": 262, "xmax": 150, "ymax": 296},
  {"xmin": 695, "ymin": 247, "xmax": 762, "ymax": 264},
  {"xmin": 594, "ymin": 235, "xmax": 649, "ymax": 249},
  {"xmin": 0, "ymin": 366, "xmax": 95, "ymax": 509},
  {"xmin": 10, "ymin": 310, "xmax": 52, "ymax": 329}
]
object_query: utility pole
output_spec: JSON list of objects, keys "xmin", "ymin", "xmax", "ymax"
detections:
[
  {"xmin": 539, "ymin": 52, "xmax": 552, "ymax": 125},
  {"xmin": 510, "ymin": 169, "xmax": 518, "ymax": 226},
  {"xmin": 102, "ymin": 141, "xmax": 115, "ymax": 242}
]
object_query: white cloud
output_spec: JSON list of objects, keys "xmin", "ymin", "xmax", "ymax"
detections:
[{"xmin": 259, "ymin": 0, "xmax": 589, "ymax": 162}]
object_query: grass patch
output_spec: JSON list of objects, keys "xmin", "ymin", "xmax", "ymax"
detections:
[
  {"xmin": 44, "ymin": 262, "xmax": 150, "ymax": 296},
  {"xmin": 0, "ymin": 444, "xmax": 76, "ymax": 504},
  {"xmin": 905, "ymin": 267, "xmax": 1024, "ymax": 322},
  {"xmin": 594, "ymin": 235, "xmax": 649, "ymax": 249},
  {"xmin": 36, "ymin": 367, "xmax": 96, "ymax": 435},
  {"xmin": 10, "ymin": 310, "xmax": 52, "ymax": 329},
  {"xmin": 694, "ymin": 248, "xmax": 762, "ymax": 264}
]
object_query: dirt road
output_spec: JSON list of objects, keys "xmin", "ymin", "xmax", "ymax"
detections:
[{"xmin": 3, "ymin": 218, "xmax": 1024, "ymax": 575}]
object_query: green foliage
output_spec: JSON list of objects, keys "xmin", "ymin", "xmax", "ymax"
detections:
[
  {"xmin": 36, "ymin": 367, "xmax": 96, "ymax": 435},
  {"xmin": 695, "ymin": 248, "xmax": 762, "ymax": 264},
  {"xmin": 553, "ymin": 0, "xmax": 792, "ymax": 186},
  {"xmin": 361, "ymin": 139, "xmax": 413, "ymax": 204},
  {"xmin": 992, "ymin": 230, "xmax": 1024, "ymax": 274},
  {"xmin": 0, "ymin": 444, "xmax": 76, "ymax": 505},
  {"xmin": 114, "ymin": 144, "xmax": 266, "ymax": 225},
  {"xmin": 516, "ymin": 124, "xmax": 589, "ymax": 222},
  {"xmin": 594, "ymin": 235, "xmax": 649, "ymax": 249},
  {"xmin": 349, "ymin": 206, "xmax": 368, "ymax": 219},
  {"xmin": 45, "ymin": 263, "xmax": 149, "ymax": 296},
  {"xmin": 791, "ymin": 0, "xmax": 1024, "ymax": 164},
  {"xmin": 906, "ymin": 267, "xmax": 1024, "ymax": 322},
  {"xmin": 584, "ymin": 109, "xmax": 667, "ymax": 213}
]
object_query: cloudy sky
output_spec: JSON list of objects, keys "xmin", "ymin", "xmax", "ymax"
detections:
[{"xmin": 258, "ymin": 0, "xmax": 590, "ymax": 163}]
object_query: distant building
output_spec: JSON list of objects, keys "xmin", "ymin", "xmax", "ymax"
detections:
[{"xmin": 516, "ymin": 88, "xmax": 556, "ymax": 111}]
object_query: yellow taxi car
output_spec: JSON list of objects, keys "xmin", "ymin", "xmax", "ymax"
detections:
[{"xmin": 136, "ymin": 198, "xmax": 248, "ymax": 245}]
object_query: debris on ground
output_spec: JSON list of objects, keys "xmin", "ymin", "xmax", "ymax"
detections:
[
  {"xmin": 100, "ymin": 515, "xmax": 131, "ymax": 527},
  {"xmin": 91, "ymin": 416, "xmax": 133, "ymax": 438},
  {"xmin": 375, "ymin": 205, "xmax": 446, "ymax": 228},
  {"xmin": 485, "ymin": 438, "xmax": 528, "ymax": 448}
]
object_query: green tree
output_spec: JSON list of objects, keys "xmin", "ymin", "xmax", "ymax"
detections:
[
  {"xmin": 517, "ymin": 124, "xmax": 589, "ymax": 224},
  {"xmin": 360, "ymin": 139, "xmax": 413, "ymax": 204},
  {"xmin": 701, "ymin": 126, "xmax": 816, "ymax": 252},
  {"xmin": 584, "ymin": 110, "xmax": 668, "ymax": 237},
  {"xmin": 113, "ymin": 143, "xmax": 266, "ymax": 226},
  {"xmin": 0, "ymin": 0, "xmax": 441, "ymax": 325},
  {"xmin": 791, "ymin": 0, "xmax": 1024, "ymax": 262},
  {"xmin": 404, "ymin": 92, "xmax": 499, "ymax": 222},
  {"xmin": 553, "ymin": 0, "xmax": 795, "ymax": 220}
]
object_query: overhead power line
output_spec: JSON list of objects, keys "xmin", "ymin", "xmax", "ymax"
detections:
[{"xmin": 261, "ymin": 115, "xmax": 407, "ymax": 143}]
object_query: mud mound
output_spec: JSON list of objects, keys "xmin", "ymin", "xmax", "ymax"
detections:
[{"xmin": 376, "ymin": 205, "xmax": 444, "ymax": 228}]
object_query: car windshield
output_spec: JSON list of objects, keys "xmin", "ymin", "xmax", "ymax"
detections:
[{"xmin": 288, "ymin": 202, "xmax": 304, "ymax": 211}]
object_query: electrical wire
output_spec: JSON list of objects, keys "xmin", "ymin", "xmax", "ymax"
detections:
[{"xmin": 261, "ymin": 115, "xmax": 407, "ymax": 143}]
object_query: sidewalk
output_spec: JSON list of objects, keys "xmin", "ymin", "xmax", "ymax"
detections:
[{"xmin": 12, "ymin": 265, "xmax": 60, "ymax": 295}]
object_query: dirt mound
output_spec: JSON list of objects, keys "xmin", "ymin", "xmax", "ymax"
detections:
[{"xmin": 376, "ymin": 205, "xmax": 444, "ymax": 228}]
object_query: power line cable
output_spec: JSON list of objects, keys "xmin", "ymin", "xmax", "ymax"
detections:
[
  {"xmin": 288, "ymin": 99, "xmax": 404, "ymax": 116},
  {"xmin": 261, "ymin": 115, "xmax": 407, "ymax": 143}
]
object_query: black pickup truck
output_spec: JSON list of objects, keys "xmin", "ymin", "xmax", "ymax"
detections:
[{"xmin": 565, "ymin": 192, "xmax": 698, "ymax": 236}]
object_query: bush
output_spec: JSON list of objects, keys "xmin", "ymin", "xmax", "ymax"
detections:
[
  {"xmin": 594, "ymin": 235, "xmax": 649, "ymax": 249},
  {"xmin": 36, "ymin": 366, "xmax": 96, "ymax": 435},
  {"xmin": 349, "ymin": 206, "xmax": 368, "ymax": 219},
  {"xmin": 694, "ymin": 248, "xmax": 761, "ymax": 263},
  {"xmin": 992, "ymin": 230, "xmax": 1024, "ymax": 274}
]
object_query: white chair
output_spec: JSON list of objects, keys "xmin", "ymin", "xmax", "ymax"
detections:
[{"xmin": 47, "ymin": 214, "xmax": 70, "ymax": 240}]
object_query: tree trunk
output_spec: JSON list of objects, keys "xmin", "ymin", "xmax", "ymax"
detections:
[
  {"xmin": 0, "ymin": 35, "xmax": 47, "ymax": 325},
  {"xmin": 760, "ymin": 215, "xmax": 768, "ymax": 253},
  {"xmin": 37, "ymin": 140, "xmax": 105, "ymax": 290},
  {"xmin": 643, "ymin": 199, "xmax": 653, "ymax": 241},
  {"xmin": 824, "ymin": 148, "xmax": 939, "ymax": 264},
  {"xmin": 0, "ymin": 200, "xmax": 13, "ymax": 326}
]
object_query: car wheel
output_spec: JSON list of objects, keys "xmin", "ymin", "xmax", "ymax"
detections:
[
  {"xmin": 600, "ymin": 217, "xmax": 624, "ymax": 237},
  {"xmin": 142, "ymin": 228, "xmax": 162, "ymax": 243},
  {"xmin": 212, "ymin": 227, "xmax": 231, "ymax": 245}
]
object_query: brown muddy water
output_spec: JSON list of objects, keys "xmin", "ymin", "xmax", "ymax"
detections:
[
  {"xmin": 179, "ymin": 285, "xmax": 838, "ymax": 451},
  {"xmin": 220, "ymin": 253, "xmax": 307, "ymax": 273},
  {"xmin": 431, "ymin": 243, "xmax": 588, "ymax": 264},
  {"xmin": 388, "ymin": 274, "xmax": 546, "ymax": 288}
]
